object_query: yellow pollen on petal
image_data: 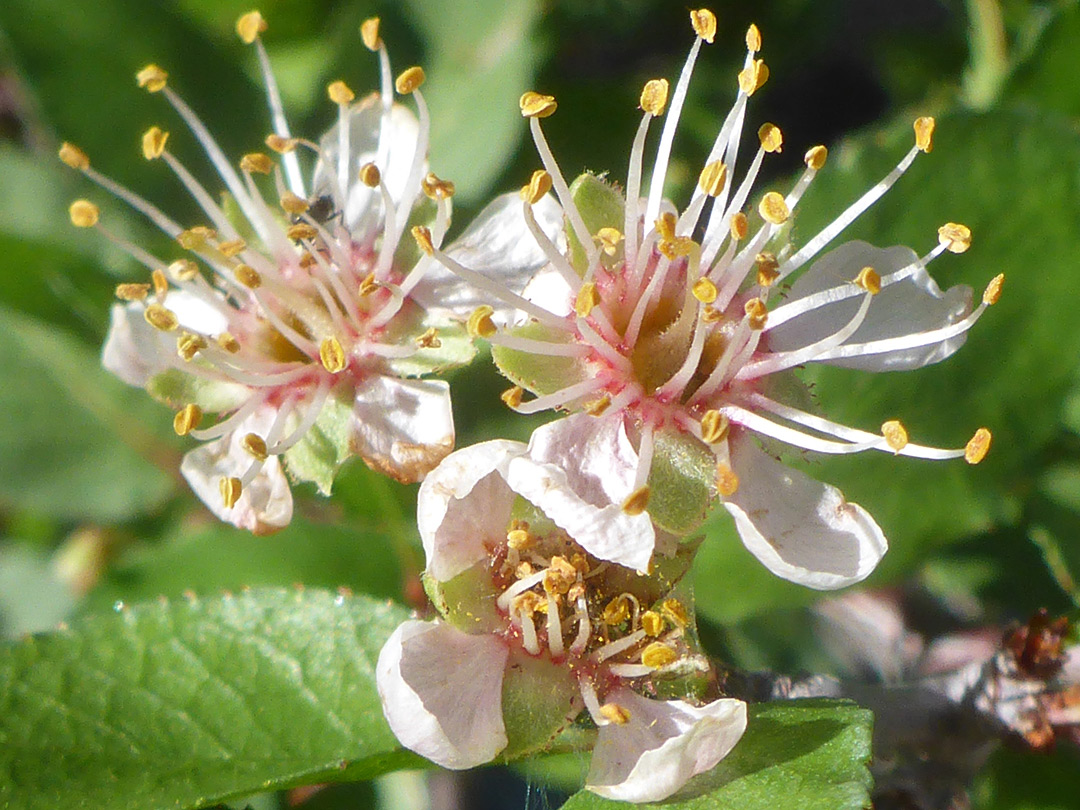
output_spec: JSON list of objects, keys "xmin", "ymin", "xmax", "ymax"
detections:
[
  {"xmin": 692, "ymin": 277, "xmax": 718, "ymax": 305},
  {"xmin": 151, "ymin": 268, "xmax": 169, "ymax": 298},
  {"xmin": 240, "ymin": 152, "xmax": 273, "ymax": 175},
  {"xmin": 220, "ymin": 476, "xmax": 242, "ymax": 509},
  {"xmin": 358, "ymin": 272, "xmax": 379, "ymax": 297},
  {"xmin": 395, "ymin": 66, "xmax": 426, "ymax": 95},
  {"xmin": 690, "ymin": 8, "xmax": 717, "ymax": 43},
  {"xmin": 177, "ymin": 226, "xmax": 216, "ymax": 250},
  {"xmin": 804, "ymin": 145, "xmax": 828, "ymax": 170},
  {"xmin": 756, "ymin": 252, "xmax": 780, "ymax": 286},
  {"xmin": 758, "ymin": 122, "xmax": 783, "ymax": 153},
  {"xmin": 327, "ymin": 80, "xmax": 355, "ymax": 106},
  {"xmin": 641, "ymin": 610, "xmax": 663, "ymax": 637},
  {"xmin": 914, "ymin": 116, "xmax": 936, "ymax": 153},
  {"xmin": 136, "ymin": 64, "xmax": 168, "ymax": 93},
  {"xmin": 467, "ymin": 306, "xmax": 497, "ymax": 339},
  {"xmin": 521, "ymin": 169, "xmax": 553, "ymax": 204},
  {"xmin": 415, "ymin": 327, "xmax": 442, "ymax": 349},
  {"xmin": 287, "ymin": 223, "xmax": 319, "ymax": 242},
  {"xmin": 217, "ymin": 332, "xmax": 241, "ymax": 353},
  {"xmin": 746, "ymin": 23, "xmax": 763, "ymax": 53},
  {"xmin": 218, "ymin": 239, "xmax": 247, "ymax": 258},
  {"xmin": 661, "ymin": 598, "xmax": 689, "ymax": 628},
  {"xmin": 698, "ymin": 160, "xmax": 728, "ymax": 197},
  {"xmin": 621, "ymin": 485, "xmax": 650, "ymax": 516},
  {"xmin": 642, "ymin": 641, "xmax": 679, "ymax": 669},
  {"xmin": 716, "ymin": 463, "xmax": 739, "ymax": 496},
  {"xmin": 738, "ymin": 59, "xmax": 769, "ymax": 95},
  {"xmin": 730, "ymin": 211, "xmax": 749, "ymax": 241},
  {"xmin": 320, "ymin": 337, "xmax": 347, "ymax": 373},
  {"xmin": 422, "ymin": 171, "xmax": 455, "ymax": 199},
  {"xmin": 265, "ymin": 134, "xmax": 299, "ymax": 153},
  {"xmin": 144, "ymin": 303, "xmax": 179, "ymax": 332},
  {"xmin": 584, "ymin": 394, "xmax": 612, "ymax": 416},
  {"xmin": 519, "ymin": 91, "xmax": 557, "ymax": 118},
  {"xmin": 176, "ymin": 331, "xmax": 206, "ymax": 361},
  {"xmin": 279, "ymin": 192, "xmax": 309, "ymax": 215},
  {"xmin": 983, "ymin": 273, "xmax": 1004, "ymax": 305},
  {"xmin": 744, "ymin": 297, "xmax": 767, "ymax": 330},
  {"xmin": 361, "ymin": 17, "xmax": 382, "ymax": 51},
  {"xmin": 234, "ymin": 264, "xmax": 262, "ymax": 289},
  {"xmin": 115, "ymin": 282, "xmax": 150, "ymax": 302},
  {"xmin": 854, "ymin": 266, "xmax": 881, "ymax": 295},
  {"xmin": 59, "ymin": 142, "xmax": 90, "ymax": 170},
  {"xmin": 236, "ymin": 11, "xmax": 267, "ymax": 44},
  {"xmin": 173, "ymin": 404, "xmax": 202, "ymax": 436},
  {"xmin": 169, "ymin": 258, "xmax": 199, "ymax": 281},
  {"xmin": 599, "ymin": 703, "xmax": 631, "ymax": 725},
  {"xmin": 700, "ymin": 410, "xmax": 730, "ymax": 444},
  {"xmin": 575, "ymin": 282, "xmax": 601, "ymax": 317},
  {"xmin": 597, "ymin": 227, "xmax": 623, "ymax": 255},
  {"xmin": 602, "ymin": 595, "xmax": 630, "ymax": 625},
  {"xmin": 69, "ymin": 199, "xmax": 100, "ymax": 228},
  {"xmin": 411, "ymin": 225, "xmax": 435, "ymax": 256},
  {"xmin": 500, "ymin": 385, "xmax": 524, "ymax": 409},
  {"xmin": 640, "ymin": 78, "xmax": 669, "ymax": 115},
  {"xmin": 938, "ymin": 222, "xmax": 972, "ymax": 254},
  {"xmin": 241, "ymin": 432, "xmax": 268, "ymax": 461},
  {"xmin": 881, "ymin": 420, "xmax": 909, "ymax": 452},
  {"xmin": 965, "ymin": 428, "xmax": 992, "ymax": 464},
  {"xmin": 758, "ymin": 191, "xmax": 789, "ymax": 225}
]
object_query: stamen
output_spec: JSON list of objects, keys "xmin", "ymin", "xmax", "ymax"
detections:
[
  {"xmin": 69, "ymin": 200, "xmax": 100, "ymax": 228},
  {"xmin": 219, "ymin": 476, "xmax": 242, "ymax": 509},
  {"xmin": 701, "ymin": 410, "xmax": 730, "ymax": 443},
  {"xmin": 593, "ymin": 628, "xmax": 647, "ymax": 663},
  {"xmin": 641, "ymin": 611, "xmax": 663, "ymax": 637},
  {"xmin": 716, "ymin": 463, "xmax": 739, "ymax": 496},
  {"xmin": 173, "ymin": 404, "xmax": 202, "ymax": 436},
  {"xmin": 938, "ymin": 222, "xmax": 972, "ymax": 254},
  {"xmin": 965, "ymin": 428, "xmax": 992, "ymax": 464},
  {"xmin": 641, "ymin": 641, "xmax": 678, "ymax": 669},
  {"xmin": 881, "ymin": 420, "xmax": 909, "ymax": 452},
  {"xmin": 319, "ymin": 337, "xmax": 347, "ymax": 373},
  {"xmin": 599, "ymin": 703, "xmax": 631, "ymax": 725},
  {"xmin": 546, "ymin": 592, "xmax": 564, "ymax": 657}
]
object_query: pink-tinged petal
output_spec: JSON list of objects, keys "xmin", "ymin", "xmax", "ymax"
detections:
[
  {"xmin": 351, "ymin": 375, "xmax": 455, "ymax": 485},
  {"xmin": 412, "ymin": 192, "xmax": 564, "ymax": 320},
  {"xmin": 723, "ymin": 434, "xmax": 887, "ymax": 590},
  {"xmin": 180, "ymin": 409, "xmax": 293, "ymax": 534},
  {"xmin": 417, "ymin": 440, "xmax": 524, "ymax": 582},
  {"xmin": 768, "ymin": 241, "xmax": 973, "ymax": 371},
  {"xmin": 376, "ymin": 619, "xmax": 509, "ymax": 769},
  {"xmin": 587, "ymin": 689, "xmax": 747, "ymax": 803}
]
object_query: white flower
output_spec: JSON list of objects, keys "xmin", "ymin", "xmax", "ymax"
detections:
[
  {"xmin": 377, "ymin": 438, "xmax": 747, "ymax": 802},
  {"xmin": 64, "ymin": 12, "xmax": 560, "ymax": 531}
]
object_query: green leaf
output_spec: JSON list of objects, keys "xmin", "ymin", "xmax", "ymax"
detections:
[
  {"xmin": 1004, "ymin": 2, "xmax": 1080, "ymax": 121},
  {"xmin": 647, "ymin": 427, "xmax": 716, "ymax": 536},
  {"xmin": 0, "ymin": 588, "xmax": 416, "ymax": 810},
  {"xmin": 560, "ymin": 699, "xmax": 873, "ymax": 810}
]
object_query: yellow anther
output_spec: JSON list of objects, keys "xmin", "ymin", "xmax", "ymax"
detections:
[
  {"xmin": 744, "ymin": 297, "xmax": 768, "ymax": 330},
  {"xmin": 584, "ymin": 394, "xmax": 612, "ymax": 416},
  {"xmin": 265, "ymin": 134, "xmax": 299, "ymax": 153},
  {"xmin": 698, "ymin": 160, "xmax": 728, "ymax": 198},
  {"xmin": 327, "ymin": 80, "xmax": 355, "ymax": 106},
  {"xmin": 69, "ymin": 200, "xmax": 100, "ymax": 228},
  {"xmin": 965, "ymin": 428, "xmax": 992, "ymax": 465},
  {"xmin": 758, "ymin": 191, "xmax": 789, "ymax": 225},
  {"xmin": 700, "ymin": 410, "xmax": 730, "ymax": 444},
  {"xmin": 411, "ymin": 225, "xmax": 435, "ymax": 256},
  {"xmin": 746, "ymin": 23, "xmax": 763, "ymax": 53},
  {"xmin": 59, "ymin": 142, "xmax": 90, "ymax": 170},
  {"xmin": 239, "ymin": 152, "xmax": 272, "ymax": 175},
  {"xmin": 218, "ymin": 239, "xmax": 247, "ymax": 258},
  {"xmin": 501, "ymin": 386, "xmax": 524, "ymax": 409},
  {"xmin": 173, "ymin": 404, "xmax": 203, "ymax": 436},
  {"xmin": 176, "ymin": 331, "xmax": 206, "ymax": 362},
  {"xmin": 279, "ymin": 192, "xmax": 309, "ymax": 215},
  {"xmin": 358, "ymin": 272, "xmax": 378, "ymax": 297},
  {"xmin": 287, "ymin": 223, "xmax": 319, "ymax": 242},
  {"xmin": 854, "ymin": 266, "xmax": 881, "ymax": 295},
  {"xmin": 506, "ymin": 528, "xmax": 531, "ymax": 550},
  {"xmin": 361, "ymin": 17, "xmax": 382, "ymax": 51},
  {"xmin": 655, "ymin": 211, "xmax": 677, "ymax": 242},
  {"xmin": 543, "ymin": 556, "xmax": 577, "ymax": 595},
  {"xmin": 881, "ymin": 420, "xmax": 908, "ymax": 452},
  {"xmin": 692, "ymin": 277, "xmax": 718, "ymax": 305},
  {"xmin": 575, "ymin": 282, "xmax": 601, "ymax": 317},
  {"xmin": 421, "ymin": 171, "xmax": 455, "ymax": 200},
  {"xmin": 597, "ymin": 227, "xmax": 623, "ymax": 255},
  {"xmin": 152, "ymin": 268, "xmax": 169, "ymax": 298},
  {"xmin": 241, "ymin": 432, "xmax": 268, "ymax": 461},
  {"xmin": 234, "ymin": 264, "xmax": 262, "ymax": 289},
  {"xmin": 115, "ymin": 283, "xmax": 150, "ymax": 302},
  {"xmin": 467, "ymin": 305, "xmax": 496, "ymax": 339},
  {"xmin": 236, "ymin": 11, "xmax": 267, "ymax": 44},
  {"xmin": 804, "ymin": 145, "xmax": 828, "ymax": 170},
  {"xmin": 621, "ymin": 485, "xmax": 650, "ymax": 516},
  {"xmin": 521, "ymin": 169, "xmax": 553, "ymax": 204},
  {"xmin": 702, "ymin": 305, "xmax": 723, "ymax": 323},
  {"xmin": 602, "ymin": 595, "xmax": 631, "ymax": 626},
  {"xmin": 640, "ymin": 78, "xmax": 669, "ymax": 116},
  {"xmin": 756, "ymin": 252, "xmax": 780, "ymax": 286},
  {"xmin": 136, "ymin": 64, "xmax": 168, "ymax": 93},
  {"xmin": 395, "ymin": 66, "xmax": 426, "ymax": 95},
  {"xmin": 738, "ymin": 59, "xmax": 769, "ymax": 95},
  {"xmin": 217, "ymin": 332, "xmax": 241, "ymax": 353},
  {"xmin": 599, "ymin": 703, "xmax": 631, "ymax": 725},
  {"xmin": 983, "ymin": 273, "xmax": 1004, "ymax": 305},
  {"xmin": 415, "ymin": 327, "xmax": 442, "ymax": 349},
  {"xmin": 730, "ymin": 212, "xmax": 749, "ymax": 241},
  {"xmin": 938, "ymin": 222, "xmax": 972, "ymax": 254},
  {"xmin": 519, "ymin": 91, "xmax": 557, "ymax": 118},
  {"xmin": 642, "ymin": 641, "xmax": 679, "ymax": 669},
  {"xmin": 220, "ymin": 476, "xmax": 242, "ymax": 509},
  {"xmin": 177, "ymin": 226, "xmax": 216, "ymax": 250},
  {"xmin": 758, "ymin": 122, "xmax": 783, "ymax": 153},
  {"xmin": 914, "ymin": 116, "xmax": 935, "ymax": 153},
  {"xmin": 661, "ymin": 598, "xmax": 689, "ymax": 628},
  {"xmin": 658, "ymin": 235, "xmax": 696, "ymax": 259},
  {"xmin": 144, "ymin": 303, "xmax": 179, "ymax": 332},
  {"xmin": 169, "ymin": 258, "xmax": 199, "ymax": 281},
  {"xmin": 690, "ymin": 8, "xmax": 717, "ymax": 43},
  {"xmin": 641, "ymin": 610, "xmax": 664, "ymax": 637},
  {"xmin": 570, "ymin": 553, "xmax": 590, "ymax": 575},
  {"xmin": 716, "ymin": 463, "xmax": 740, "ymax": 496},
  {"xmin": 319, "ymin": 337, "xmax": 347, "ymax": 373},
  {"xmin": 140, "ymin": 127, "xmax": 168, "ymax": 160}
]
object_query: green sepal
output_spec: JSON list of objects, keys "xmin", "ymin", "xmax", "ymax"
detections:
[
  {"xmin": 567, "ymin": 173, "xmax": 625, "ymax": 274},
  {"xmin": 147, "ymin": 367, "xmax": 249, "ymax": 412},
  {"xmin": 492, "ymin": 320, "xmax": 587, "ymax": 396},
  {"xmin": 424, "ymin": 565, "xmax": 504, "ymax": 635},
  {"xmin": 388, "ymin": 318, "xmax": 476, "ymax": 378},
  {"xmin": 282, "ymin": 383, "xmax": 355, "ymax": 495},
  {"xmin": 501, "ymin": 649, "xmax": 580, "ymax": 761},
  {"xmin": 647, "ymin": 426, "xmax": 717, "ymax": 536}
]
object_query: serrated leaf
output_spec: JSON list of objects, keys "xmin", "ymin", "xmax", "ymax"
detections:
[
  {"xmin": 647, "ymin": 427, "xmax": 715, "ymax": 536},
  {"xmin": 560, "ymin": 699, "xmax": 873, "ymax": 810},
  {"xmin": 0, "ymin": 588, "xmax": 416, "ymax": 810}
]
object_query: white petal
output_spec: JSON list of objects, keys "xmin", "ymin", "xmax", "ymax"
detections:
[
  {"xmin": 768, "ymin": 241, "xmax": 973, "ymax": 371},
  {"xmin": 417, "ymin": 440, "xmax": 525, "ymax": 582},
  {"xmin": 522, "ymin": 264, "xmax": 575, "ymax": 318},
  {"xmin": 180, "ymin": 408, "xmax": 293, "ymax": 534},
  {"xmin": 376, "ymin": 619, "xmax": 509, "ymax": 769},
  {"xmin": 723, "ymin": 434, "xmax": 887, "ymax": 590},
  {"xmin": 412, "ymin": 192, "xmax": 564, "ymax": 320},
  {"xmin": 351, "ymin": 375, "xmax": 455, "ymax": 485},
  {"xmin": 587, "ymin": 689, "xmax": 747, "ymax": 803}
]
